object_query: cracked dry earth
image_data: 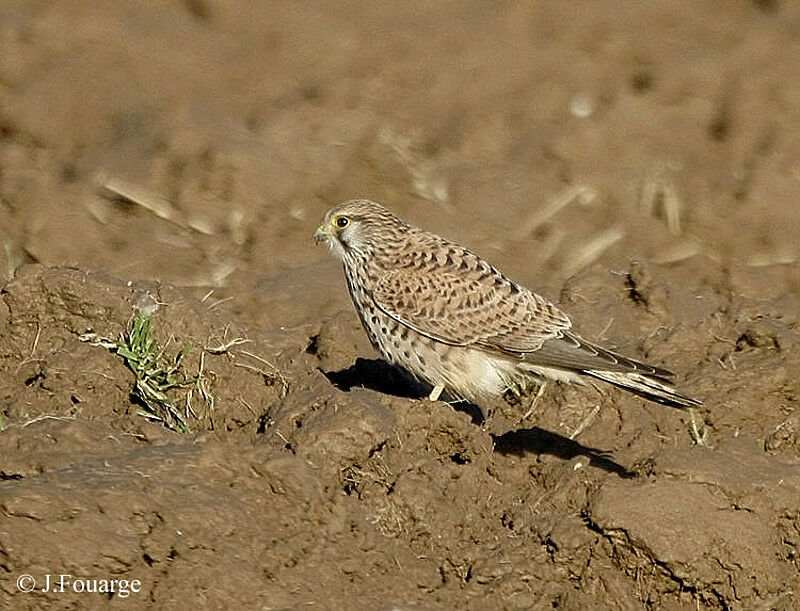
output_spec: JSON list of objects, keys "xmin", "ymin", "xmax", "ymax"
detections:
[{"xmin": 0, "ymin": 259, "xmax": 798, "ymax": 609}]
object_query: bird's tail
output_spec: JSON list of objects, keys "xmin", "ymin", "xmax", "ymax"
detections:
[{"xmin": 585, "ymin": 370, "xmax": 701, "ymax": 408}]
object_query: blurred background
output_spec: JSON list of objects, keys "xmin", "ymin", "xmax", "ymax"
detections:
[{"xmin": 1, "ymin": 0, "xmax": 799, "ymax": 301}]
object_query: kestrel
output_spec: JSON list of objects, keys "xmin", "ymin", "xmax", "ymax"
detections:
[{"xmin": 315, "ymin": 199, "xmax": 700, "ymax": 408}]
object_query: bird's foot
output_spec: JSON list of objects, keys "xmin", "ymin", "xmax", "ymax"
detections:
[
  {"xmin": 688, "ymin": 407, "xmax": 711, "ymax": 446},
  {"xmin": 428, "ymin": 383, "xmax": 445, "ymax": 402},
  {"xmin": 518, "ymin": 381, "xmax": 547, "ymax": 424}
]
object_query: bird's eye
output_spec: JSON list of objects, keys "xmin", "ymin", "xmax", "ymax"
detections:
[{"xmin": 336, "ymin": 216, "xmax": 349, "ymax": 228}]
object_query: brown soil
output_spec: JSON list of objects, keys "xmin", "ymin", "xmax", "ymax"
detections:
[{"xmin": 1, "ymin": 1, "xmax": 800, "ymax": 608}]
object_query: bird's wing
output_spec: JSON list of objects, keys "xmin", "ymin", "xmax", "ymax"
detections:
[
  {"xmin": 526, "ymin": 331, "xmax": 675, "ymax": 378},
  {"xmin": 371, "ymin": 268, "xmax": 571, "ymax": 353},
  {"xmin": 372, "ymin": 267, "xmax": 675, "ymax": 377}
]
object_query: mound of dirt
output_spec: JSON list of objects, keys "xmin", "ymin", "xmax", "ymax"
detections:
[{"xmin": 0, "ymin": 260, "xmax": 797, "ymax": 608}]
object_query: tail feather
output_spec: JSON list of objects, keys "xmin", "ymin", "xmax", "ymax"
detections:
[
  {"xmin": 585, "ymin": 370, "xmax": 701, "ymax": 408},
  {"xmin": 527, "ymin": 332, "xmax": 676, "ymax": 379}
]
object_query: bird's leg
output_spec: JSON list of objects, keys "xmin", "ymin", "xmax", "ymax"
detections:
[
  {"xmin": 688, "ymin": 407, "xmax": 710, "ymax": 446},
  {"xmin": 569, "ymin": 405, "xmax": 601, "ymax": 440},
  {"xmin": 519, "ymin": 381, "xmax": 547, "ymax": 424},
  {"xmin": 428, "ymin": 383, "xmax": 445, "ymax": 402}
]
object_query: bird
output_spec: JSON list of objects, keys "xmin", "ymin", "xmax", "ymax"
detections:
[{"xmin": 315, "ymin": 199, "xmax": 700, "ymax": 409}]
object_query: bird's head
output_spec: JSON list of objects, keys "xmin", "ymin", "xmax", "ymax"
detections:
[{"xmin": 315, "ymin": 199, "xmax": 405, "ymax": 262}]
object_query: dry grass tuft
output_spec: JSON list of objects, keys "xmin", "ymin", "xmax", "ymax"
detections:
[{"xmin": 116, "ymin": 311, "xmax": 200, "ymax": 431}]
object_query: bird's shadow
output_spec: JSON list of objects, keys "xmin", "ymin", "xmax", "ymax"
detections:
[
  {"xmin": 492, "ymin": 427, "xmax": 634, "ymax": 478},
  {"xmin": 324, "ymin": 358, "xmax": 633, "ymax": 477},
  {"xmin": 322, "ymin": 358, "xmax": 485, "ymax": 424}
]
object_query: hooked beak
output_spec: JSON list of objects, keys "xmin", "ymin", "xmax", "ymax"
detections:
[{"xmin": 315, "ymin": 222, "xmax": 331, "ymax": 244}]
